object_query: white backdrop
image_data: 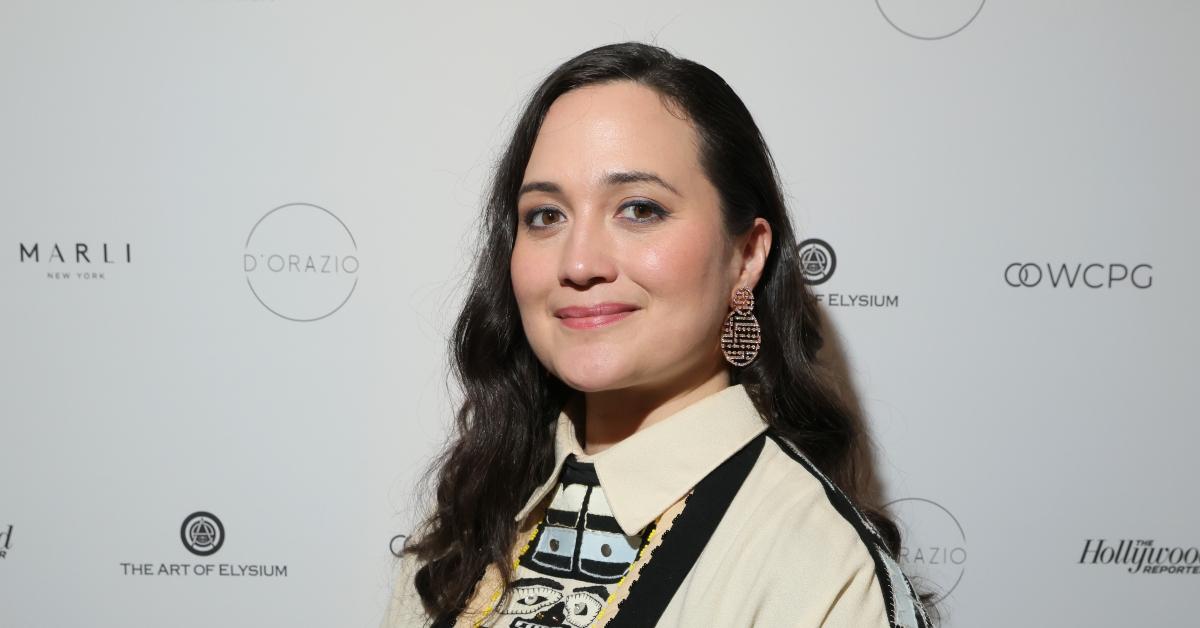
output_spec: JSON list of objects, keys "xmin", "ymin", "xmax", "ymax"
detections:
[{"xmin": 2, "ymin": 1, "xmax": 1196, "ymax": 626}]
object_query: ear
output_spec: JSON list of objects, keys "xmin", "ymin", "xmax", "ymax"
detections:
[{"xmin": 731, "ymin": 217, "xmax": 772, "ymax": 296}]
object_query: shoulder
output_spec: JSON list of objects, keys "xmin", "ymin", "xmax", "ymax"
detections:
[
  {"xmin": 380, "ymin": 550, "xmax": 434, "ymax": 628},
  {"xmin": 729, "ymin": 430, "xmax": 930, "ymax": 628}
]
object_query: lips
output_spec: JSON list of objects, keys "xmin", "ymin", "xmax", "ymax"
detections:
[{"xmin": 554, "ymin": 303, "xmax": 639, "ymax": 329}]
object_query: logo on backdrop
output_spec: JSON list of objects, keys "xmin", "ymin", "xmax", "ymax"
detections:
[
  {"xmin": 1079, "ymin": 539, "xmax": 1200, "ymax": 575},
  {"xmin": 1003, "ymin": 262, "xmax": 1153, "ymax": 289},
  {"xmin": 798, "ymin": 238, "xmax": 901, "ymax": 308},
  {"xmin": 119, "ymin": 511, "xmax": 287, "ymax": 578},
  {"xmin": 0, "ymin": 524, "xmax": 12, "ymax": 559},
  {"xmin": 798, "ymin": 238, "xmax": 836, "ymax": 285},
  {"xmin": 875, "ymin": 0, "xmax": 987, "ymax": 41},
  {"xmin": 181, "ymin": 511, "xmax": 225, "ymax": 556},
  {"xmin": 389, "ymin": 533, "xmax": 410, "ymax": 558},
  {"xmin": 17, "ymin": 241, "xmax": 133, "ymax": 280},
  {"xmin": 885, "ymin": 497, "xmax": 967, "ymax": 603},
  {"xmin": 243, "ymin": 202, "xmax": 359, "ymax": 322}
]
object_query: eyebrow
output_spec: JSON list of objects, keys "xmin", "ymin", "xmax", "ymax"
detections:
[{"xmin": 518, "ymin": 170, "xmax": 681, "ymax": 198}]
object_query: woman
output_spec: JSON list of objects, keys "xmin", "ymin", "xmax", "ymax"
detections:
[{"xmin": 383, "ymin": 42, "xmax": 936, "ymax": 627}]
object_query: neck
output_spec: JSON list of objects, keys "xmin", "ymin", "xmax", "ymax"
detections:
[{"xmin": 575, "ymin": 364, "xmax": 732, "ymax": 456}]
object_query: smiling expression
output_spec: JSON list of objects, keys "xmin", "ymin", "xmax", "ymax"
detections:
[{"xmin": 510, "ymin": 80, "xmax": 739, "ymax": 393}]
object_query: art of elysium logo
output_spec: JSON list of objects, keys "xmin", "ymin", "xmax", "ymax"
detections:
[
  {"xmin": 799, "ymin": 237, "xmax": 899, "ymax": 308},
  {"xmin": 885, "ymin": 497, "xmax": 967, "ymax": 604},
  {"xmin": 118, "ymin": 511, "xmax": 286, "ymax": 577},
  {"xmin": 181, "ymin": 511, "xmax": 225, "ymax": 557},
  {"xmin": 876, "ymin": 0, "xmax": 986, "ymax": 40},
  {"xmin": 243, "ymin": 202, "xmax": 359, "ymax": 322},
  {"xmin": 797, "ymin": 238, "xmax": 836, "ymax": 286}
]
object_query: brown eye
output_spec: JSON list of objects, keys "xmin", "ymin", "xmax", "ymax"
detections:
[
  {"xmin": 619, "ymin": 201, "xmax": 668, "ymax": 224},
  {"xmin": 525, "ymin": 207, "xmax": 565, "ymax": 228}
]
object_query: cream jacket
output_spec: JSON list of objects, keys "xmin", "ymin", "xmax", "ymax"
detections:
[{"xmin": 382, "ymin": 384, "xmax": 929, "ymax": 627}]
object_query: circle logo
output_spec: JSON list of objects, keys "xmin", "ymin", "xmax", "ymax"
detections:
[
  {"xmin": 181, "ymin": 511, "xmax": 225, "ymax": 557},
  {"xmin": 797, "ymin": 238, "xmax": 837, "ymax": 285},
  {"xmin": 884, "ymin": 497, "xmax": 967, "ymax": 604},
  {"xmin": 243, "ymin": 202, "xmax": 359, "ymax": 322},
  {"xmin": 876, "ymin": 0, "xmax": 986, "ymax": 40},
  {"xmin": 389, "ymin": 533, "xmax": 410, "ymax": 558}
]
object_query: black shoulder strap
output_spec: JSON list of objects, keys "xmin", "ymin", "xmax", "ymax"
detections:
[{"xmin": 606, "ymin": 431, "xmax": 766, "ymax": 627}]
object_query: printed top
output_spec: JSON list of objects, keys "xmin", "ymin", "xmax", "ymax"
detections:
[
  {"xmin": 382, "ymin": 383, "xmax": 932, "ymax": 628},
  {"xmin": 478, "ymin": 455, "xmax": 654, "ymax": 627}
]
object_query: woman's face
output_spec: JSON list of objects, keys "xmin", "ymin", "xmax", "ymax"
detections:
[{"xmin": 511, "ymin": 80, "xmax": 755, "ymax": 394}]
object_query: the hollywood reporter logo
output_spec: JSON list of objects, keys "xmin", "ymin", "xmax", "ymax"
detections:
[
  {"xmin": 1079, "ymin": 539, "xmax": 1200, "ymax": 575},
  {"xmin": 0, "ymin": 524, "xmax": 12, "ymax": 559}
]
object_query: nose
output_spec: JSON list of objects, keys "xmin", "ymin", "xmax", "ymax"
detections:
[{"xmin": 558, "ymin": 209, "xmax": 617, "ymax": 289}]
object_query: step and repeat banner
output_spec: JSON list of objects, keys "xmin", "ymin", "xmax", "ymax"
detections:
[{"xmin": 2, "ymin": 1, "xmax": 1195, "ymax": 626}]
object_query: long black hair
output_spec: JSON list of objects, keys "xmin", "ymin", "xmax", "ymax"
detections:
[{"xmin": 402, "ymin": 40, "xmax": 938, "ymax": 622}]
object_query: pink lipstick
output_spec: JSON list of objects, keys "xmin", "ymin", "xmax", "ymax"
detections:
[{"xmin": 554, "ymin": 303, "xmax": 639, "ymax": 329}]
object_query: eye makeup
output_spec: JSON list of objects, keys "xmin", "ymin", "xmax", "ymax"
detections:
[{"xmin": 521, "ymin": 199, "xmax": 671, "ymax": 230}]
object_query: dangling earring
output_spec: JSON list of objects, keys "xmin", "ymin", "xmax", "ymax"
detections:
[{"xmin": 721, "ymin": 286, "xmax": 761, "ymax": 366}]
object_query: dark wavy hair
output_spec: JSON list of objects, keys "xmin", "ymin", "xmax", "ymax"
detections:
[{"xmin": 402, "ymin": 41, "xmax": 939, "ymax": 623}]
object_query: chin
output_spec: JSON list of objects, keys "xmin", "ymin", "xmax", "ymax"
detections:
[{"xmin": 549, "ymin": 350, "xmax": 633, "ymax": 392}]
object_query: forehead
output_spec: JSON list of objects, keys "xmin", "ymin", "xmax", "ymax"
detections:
[{"xmin": 524, "ymin": 81, "xmax": 703, "ymax": 189}]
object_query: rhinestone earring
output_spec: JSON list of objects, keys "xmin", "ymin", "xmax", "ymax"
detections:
[{"xmin": 721, "ymin": 286, "xmax": 761, "ymax": 367}]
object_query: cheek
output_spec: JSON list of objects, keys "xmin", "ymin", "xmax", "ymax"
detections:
[
  {"xmin": 509, "ymin": 243, "xmax": 543, "ymax": 305},
  {"xmin": 632, "ymin": 226, "xmax": 726, "ymax": 308},
  {"xmin": 510, "ymin": 242, "xmax": 560, "ymax": 345}
]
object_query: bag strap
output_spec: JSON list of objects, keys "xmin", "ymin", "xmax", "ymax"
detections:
[{"xmin": 606, "ymin": 431, "xmax": 766, "ymax": 626}]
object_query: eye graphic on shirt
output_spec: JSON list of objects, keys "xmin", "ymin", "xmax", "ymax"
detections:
[
  {"xmin": 529, "ymin": 527, "xmax": 578, "ymax": 572},
  {"xmin": 576, "ymin": 530, "xmax": 639, "ymax": 579},
  {"xmin": 497, "ymin": 580, "xmax": 607, "ymax": 628},
  {"xmin": 501, "ymin": 579, "xmax": 564, "ymax": 615},
  {"xmin": 560, "ymin": 589, "xmax": 606, "ymax": 627},
  {"xmin": 500, "ymin": 456, "xmax": 656, "ymax": 627},
  {"xmin": 522, "ymin": 472, "xmax": 648, "ymax": 585},
  {"xmin": 576, "ymin": 490, "xmax": 640, "ymax": 579}
]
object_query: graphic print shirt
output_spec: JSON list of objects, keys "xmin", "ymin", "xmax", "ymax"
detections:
[
  {"xmin": 480, "ymin": 454, "xmax": 655, "ymax": 628},
  {"xmin": 382, "ymin": 384, "xmax": 929, "ymax": 628}
]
